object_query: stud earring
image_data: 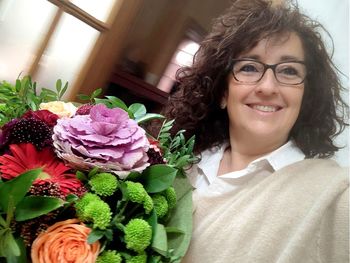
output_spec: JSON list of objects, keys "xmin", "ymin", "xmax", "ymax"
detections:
[{"xmin": 220, "ymin": 101, "xmax": 227, "ymax": 109}]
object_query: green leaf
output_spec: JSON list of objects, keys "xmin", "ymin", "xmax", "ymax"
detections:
[
  {"xmin": 151, "ymin": 223, "xmax": 168, "ymax": 256},
  {"xmin": 65, "ymin": 194, "xmax": 79, "ymax": 203},
  {"xmin": 77, "ymin": 94, "xmax": 91, "ymax": 101},
  {"xmin": 0, "ymin": 229, "xmax": 20, "ymax": 258},
  {"xmin": 146, "ymin": 209, "xmax": 157, "ymax": 231},
  {"xmin": 165, "ymin": 176, "xmax": 193, "ymax": 260},
  {"xmin": 142, "ymin": 164, "xmax": 177, "ymax": 193},
  {"xmin": 56, "ymin": 79, "xmax": 62, "ymax": 94},
  {"xmin": 4, "ymin": 237, "xmax": 27, "ymax": 263},
  {"xmin": 175, "ymin": 155, "xmax": 191, "ymax": 169},
  {"xmin": 104, "ymin": 229, "xmax": 113, "ymax": 241},
  {"xmin": 137, "ymin": 113, "xmax": 165, "ymax": 124},
  {"xmin": 87, "ymin": 229, "xmax": 105, "ymax": 244},
  {"xmin": 149, "ymin": 255, "xmax": 162, "ymax": 263},
  {"xmin": 88, "ymin": 167, "xmax": 100, "ymax": 178},
  {"xmin": 128, "ymin": 103, "xmax": 146, "ymax": 119},
  {"xmin": 15, "ymin": 196, "xmax": 64, "ymax": 221},
  {"xmin": 125, "ymin": 171, "xmax": 142, "ymax": 181},
  {"xmin": 0, "ymin": 169, "xmax": 40, "ymax": 212},
  {"xmin": 59, "ymin": 81, "xmax": 69, "ymax": 100},
  {"xmin": 97, "ymin": 96, "xmax": 128, "ymax": 111},
  {"xmin": 165, "ymin": 227, "xmax": 185, "ymax": 234},
  {"xmin": 0, "ymin": 216, "xmax": 6, "ymax": 228},
  {"xmin": 76, "ymin": 171, "xmax": 87, "ymax": 181},
  {"xmin": 91, "ymin": 88, "xmax": 102, "ymax": 99}
]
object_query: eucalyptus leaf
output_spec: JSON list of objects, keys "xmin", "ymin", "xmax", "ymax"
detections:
[
  {"xmin": 0, "ymin": 169, "xmax": 40, "ymax": 212},
  {"xmin": 142, "ymin": 165, "xmax": 177, "ymax": 193},
  {"xmin": 15, "ymin": 196, "xmax": 64, "ymax": 221}
]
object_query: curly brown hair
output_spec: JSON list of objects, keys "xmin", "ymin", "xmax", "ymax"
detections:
[{"xmin": 162, "ymin": 0, "xmax": 348, "ymax": 158}]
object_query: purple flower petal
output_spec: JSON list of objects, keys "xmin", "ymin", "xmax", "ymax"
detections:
[{"xmin": 53, "ymin": 103, "xmax": 150, "ymax": 175}]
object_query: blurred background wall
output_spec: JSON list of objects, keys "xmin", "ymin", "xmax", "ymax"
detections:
[{"xmin": 0, "ymin": 0, "xmax": 348, "ymax": 165}]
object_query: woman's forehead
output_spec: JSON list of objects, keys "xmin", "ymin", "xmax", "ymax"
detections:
[{"xmin": 236, "ymin": 32, "xmax": 305, "ymax": 61}]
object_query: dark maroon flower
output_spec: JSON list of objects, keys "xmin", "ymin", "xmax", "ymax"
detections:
[
  {"xmin": 0, "ymin": 119, "xmax": 19, "ymax": 151},
  {"xmin": 23, "ymin": 110, "xmax": 59, "ymax": 127},
  {"xmin": 75, "ymin": 104, "xmax": 94, "ymax": 115},
  {"xmin": 7, "ymin": 118, "xmax": 53, "ymax": 150}
]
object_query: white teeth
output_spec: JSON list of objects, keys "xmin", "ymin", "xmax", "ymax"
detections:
[{"xmin": 252, "ymin": 105, "xmax": 278, "ymax": 112}]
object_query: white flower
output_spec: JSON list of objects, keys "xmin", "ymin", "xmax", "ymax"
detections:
[{"xmin": 40, "ymin": 101, "xmax": 77, "ymax": 118}]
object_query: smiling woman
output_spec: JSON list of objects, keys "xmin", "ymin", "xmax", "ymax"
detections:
[
  {"xmin": 161, "ymin": 0, "xmax": 349, "ymax": 262},
  {"xmin": 221, "ymin": 33, "xmax": 305, "ymax": 170}
]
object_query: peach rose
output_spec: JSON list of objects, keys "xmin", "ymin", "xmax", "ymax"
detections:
[
  {"xmin": 40, "ymin": 101, "xmax": 77, "ymax": 118},
  {"xmin": 31, "ymin": 219, "xmax": 100, "ymax": 263}
]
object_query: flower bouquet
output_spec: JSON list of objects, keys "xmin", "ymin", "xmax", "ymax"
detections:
[{"xmin": 0, "ymin": 77, "xmax": 196, "ymax": 263}]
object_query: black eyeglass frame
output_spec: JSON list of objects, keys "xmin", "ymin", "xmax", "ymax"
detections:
[{"xmin": 231, "ymin": 59, "xmax": 307, "ymax": 85}]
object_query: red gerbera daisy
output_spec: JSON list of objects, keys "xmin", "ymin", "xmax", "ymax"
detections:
[{"xmin": 0, "ymin": 143, "xmax": 82, "ymax": 195}]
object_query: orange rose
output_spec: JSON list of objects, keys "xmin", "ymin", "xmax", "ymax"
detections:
[{"xmin": 31, "ymin": 219, "xmax": 100, "ymax": 263}]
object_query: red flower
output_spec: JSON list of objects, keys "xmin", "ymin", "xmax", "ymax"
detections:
[{"xmin": 0, "ymin": 143, "xmax": 82, "ymax": 195}]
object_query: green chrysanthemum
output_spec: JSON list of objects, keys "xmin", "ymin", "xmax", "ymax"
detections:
[
  {"xmin": 75, "ymin": 193, "xmax": 112, "ymax": 229},
  {"xmin": 152, "ymin": 194, "xmax": 168, "ymax": 218},
  {"xmin": 125, "ymin": 254, "xmax": 147, "ymax": 263},
  {"xmin": 163, "ymin": 187, "xmax": 177, "ymax": 210},
  {"xmin": 124, "ymin": 218, "xmax": 152, "ymax": 253},
  {"xmin": 89, "ymin": 172, "xmax": 118, "ymax": 196},
  {"xmin": 75, "ymin": 193, "xmax": 101, "ymax": 219},
  {"xmin": 125, "ymin": 181, "xmax": 147, "ymax": 203},
  {"xmin": 96, "ymin": 250, "xmax": 122, "ymax": 263},
  {"xmin": 143, "ymin": 194, "xmax": 154, "ymax": 214}
]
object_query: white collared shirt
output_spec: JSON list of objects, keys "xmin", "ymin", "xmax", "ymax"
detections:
[{"xmin": 187, "ymin": 141, "xmax": 305, "ymax": 192}]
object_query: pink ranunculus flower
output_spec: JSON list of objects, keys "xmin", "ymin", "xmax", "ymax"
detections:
[{"xmin": 53, "ymin": 104, "xmax": 150, "ymax": 178}]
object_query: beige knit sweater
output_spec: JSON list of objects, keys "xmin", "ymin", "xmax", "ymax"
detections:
[{"xmin": 181, "ymin": 159, "xmax": 349, "ymax": 263}]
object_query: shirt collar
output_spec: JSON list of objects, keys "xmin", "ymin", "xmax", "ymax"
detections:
[
  {"xmin": 196, "ymin": 140, "xmax": 305, "ymax": 183},
  {"xmin": 250, "ymin": 140, "xmax": 305, "ymax": 171}
]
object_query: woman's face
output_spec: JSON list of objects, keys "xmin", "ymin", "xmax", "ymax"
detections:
[{"xmin": 222, "ymin": 32, "xmax": 305, "ymax": 148}]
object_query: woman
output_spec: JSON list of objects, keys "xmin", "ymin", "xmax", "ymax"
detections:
[{"xmin": 163, "ymin": 0, "xmax": 349, "ymax": 262}]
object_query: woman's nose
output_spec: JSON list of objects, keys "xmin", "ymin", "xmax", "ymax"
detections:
[{"xmin": 254, "ymin": 68, "xmax": 279, "ymax": 95}]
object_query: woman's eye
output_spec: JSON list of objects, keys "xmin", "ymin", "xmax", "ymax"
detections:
[
  {"xmin": 240, "ymin": 64, "xmax": 258, "ymax": 72},
  {"xmin": 279, "ymin": 67, "xmax": 298, "ymax": 75}
]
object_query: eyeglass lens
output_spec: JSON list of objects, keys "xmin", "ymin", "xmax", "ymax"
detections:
[{"xmin": 232, "ymin": 60, "xmax": 306, "ymax": 85}]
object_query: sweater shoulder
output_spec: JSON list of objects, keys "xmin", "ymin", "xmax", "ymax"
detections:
[
  {"xmin": 271, "ymin": 159, "xmax": 349, "ymax": 200},
  {"xmin": 278, "ymin": 158, "xmax": 348, "ymax": 183}
]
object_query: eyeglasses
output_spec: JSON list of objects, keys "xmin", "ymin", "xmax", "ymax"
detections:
[{"xmin": 231, "ymin": 59, "xmax": 307, "ymax": 85}]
